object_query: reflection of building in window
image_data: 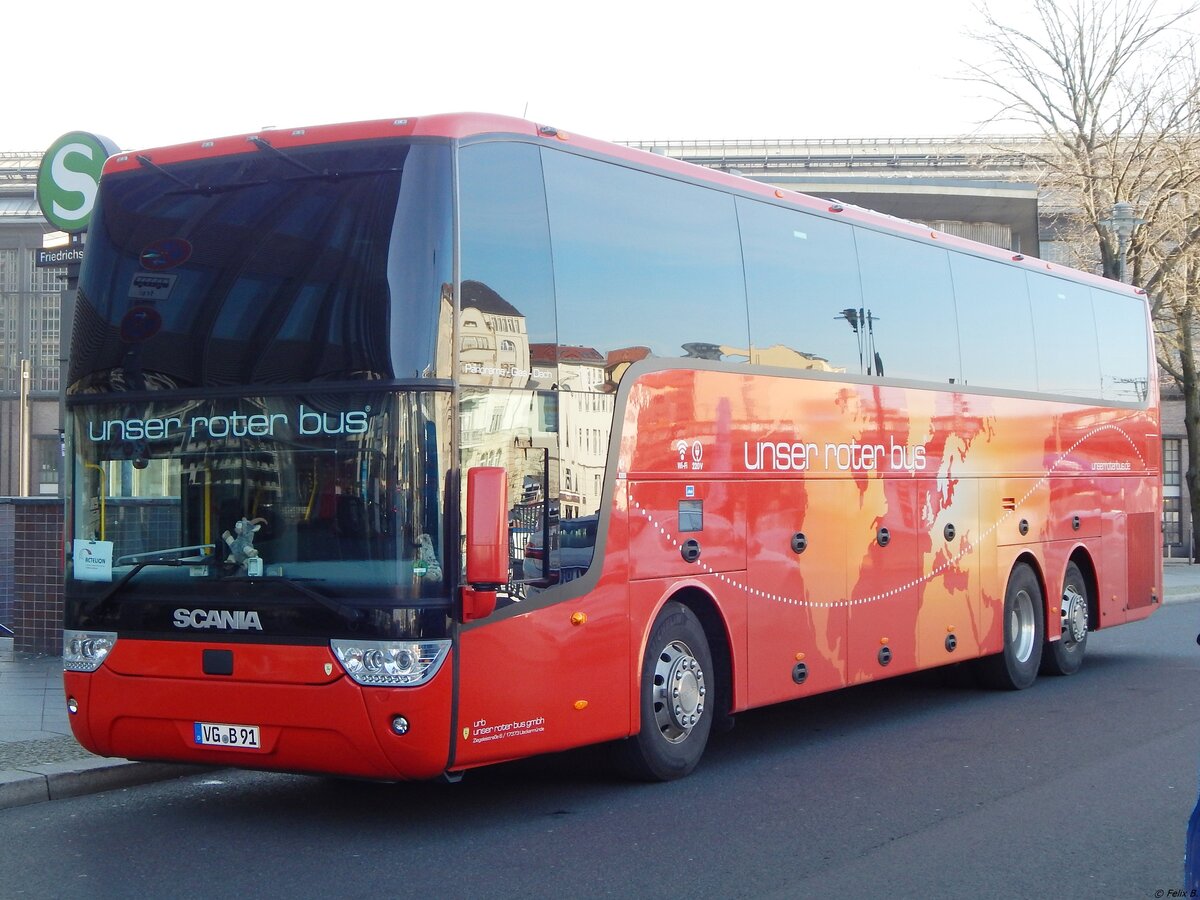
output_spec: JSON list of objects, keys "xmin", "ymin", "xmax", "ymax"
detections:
[
  {"xmin": 460, "ymin": 388, "xmax": 558, "ymax": 528},
  {"xmin": 718, "ymin": 344, "xmax": 843, "ymax": 372},
  {"xmin": 459, "ymin": 281, "xmax": 533, "ymax": 388},
  {"xmin": 603, "ymin": 346, "xmax": 651, "ymax": 393},
  {"xmin": 532, "ymin": 344, "xmax": 613, "ymax": 519}
]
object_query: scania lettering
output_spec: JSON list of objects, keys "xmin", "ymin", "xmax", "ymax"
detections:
[
  {"xmin": 63, "ymin": 114, "xmax": 1161, "ymax": 782},
  {"xmin": 173, "ymin": 609, "xmax": 264, "ymax": 631}
]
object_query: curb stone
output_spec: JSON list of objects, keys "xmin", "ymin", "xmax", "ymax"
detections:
[{"xmin": 0, "ymin": 760, "xmax": 209, "ymax": 810}]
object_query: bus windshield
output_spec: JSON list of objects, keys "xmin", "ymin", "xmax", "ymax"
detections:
[
  {"xmin": 68, "ymin": 390, "xmax": 451, "ymax": 606},
  {"xmin": 65, "ymin": 136, "xmax": 455, "ymax": 628}
]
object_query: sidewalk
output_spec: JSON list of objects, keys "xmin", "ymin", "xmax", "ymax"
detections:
[
  {"xmin": 2, "ymin": 563, "xmax": 1200, "ymax": 811},
  {"xmin": 0, "ymin": 637, "xmax": 206, "ymax": 810}
]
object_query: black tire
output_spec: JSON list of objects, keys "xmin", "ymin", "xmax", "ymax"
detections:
[
  {"xmin": 618, "ymin": 601, "xmax": 714, "ymax": 781},
  {"xmin": 1040, "ymin": 561, "xmax": 1089, "ymax": 676},
  {"xmin": 977, "ymin": 563, "xmax": 1044, "ymax": 690}
]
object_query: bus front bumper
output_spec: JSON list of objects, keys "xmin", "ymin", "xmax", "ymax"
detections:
[{"xmin": 62, "ymin": 639, "xmax": 455, "ymax": 781}]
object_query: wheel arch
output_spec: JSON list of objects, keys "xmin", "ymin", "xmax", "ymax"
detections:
[{"xmin": 1012, "ymin": 550, "xmax": 1048, "ymax": 608}]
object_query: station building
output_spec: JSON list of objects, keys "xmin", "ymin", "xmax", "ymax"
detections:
[{"xmin": 0, "ymin": 151, "xmax": 65, "ymax": 499}]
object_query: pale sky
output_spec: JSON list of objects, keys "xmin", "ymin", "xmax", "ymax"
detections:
[{"xmin": 1, "ymin": 0, "xmax": 1186, "ymax": 152}]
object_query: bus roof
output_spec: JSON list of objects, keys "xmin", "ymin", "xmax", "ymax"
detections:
[{"xmin": 104, "ymin": 112, "xmax": 1144, "ymax": 299}]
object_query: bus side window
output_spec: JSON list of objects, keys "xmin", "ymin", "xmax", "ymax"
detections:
[{"xmin": 541, "ymin": 148, "xmax": 748, "ymax": 380}]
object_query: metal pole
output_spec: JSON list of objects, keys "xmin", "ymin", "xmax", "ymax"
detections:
[{"xmin": 18, "ymin": 358, "xmax": 30, "ymax": 497}]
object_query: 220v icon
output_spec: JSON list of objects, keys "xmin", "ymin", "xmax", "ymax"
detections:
[{"xmin": 194, "ymin": 721, "xmax": 261, "ymax": 750}]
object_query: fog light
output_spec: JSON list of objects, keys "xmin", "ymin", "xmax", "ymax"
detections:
[
  {"xmin": 67, "ymin": 697, "xmax": 79, "ymax": 715},
  {"xmin": 391, "ymin": 716, "xmax": 410, "ymax": 735}
]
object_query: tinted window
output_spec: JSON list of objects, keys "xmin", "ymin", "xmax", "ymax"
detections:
[
  {"xmin": 1027, "ymin": 272, "xmax": 1102, "ymax": 398},
  {"xmin": 738, "ymin": 198, "xmax": 866, "ymax": 374},
  {"xmin": 541, "ymin": 150, "xmax": 748, "ymax": 379},
  {"xmin": 1092, "ymin": 287, "xmax": 1150, "ymax": 402},
  {"xmin": 73, "ymin": 142, "xmax": 452, "ymax": 390},
  {"xmin": 459, "ymin": 142, "xmax": 558, "ymax": 389},
  {"xmin": 854, "ymin": 229, "xmax": 961, "ymax": 383},
  {"xmin": 950, "ymin": 254, "xmax": 1038, "ymax": 392}
]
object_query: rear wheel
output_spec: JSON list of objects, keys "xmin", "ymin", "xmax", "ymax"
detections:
[
  {"xmin": 618, "ymin": 601, "xmax": 714, "ymax": 781},
  {"xmin": 977, "ymin": 563, "xmax": 1044, "ymax": 690},
  {"xmin": 1040, "ymin": 561, "xmax": 1089, "ymax": 676}
]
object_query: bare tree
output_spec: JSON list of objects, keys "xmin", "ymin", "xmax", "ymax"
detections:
[{"xmin": 967, "ymin": 0, "xmax": 1200, "ymax": 556}]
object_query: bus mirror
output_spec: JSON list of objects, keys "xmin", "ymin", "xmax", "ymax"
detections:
[{"xmin": 464, "ymin": 467, "xmax": 508, "ymax": 621}]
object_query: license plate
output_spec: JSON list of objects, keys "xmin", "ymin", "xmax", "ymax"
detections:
[{"xmin": 194, "ymin": 721, "xmax": 261, "ymax": 750}]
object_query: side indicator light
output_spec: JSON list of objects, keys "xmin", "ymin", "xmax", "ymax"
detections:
[{"xmin": 574, "ymin": 700, "xmax": 589, "ymax": 711}]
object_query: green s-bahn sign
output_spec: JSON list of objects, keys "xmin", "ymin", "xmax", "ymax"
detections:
[{"xmin": 37, "ymin": 131, "xmax": 120, "ymax": 233}]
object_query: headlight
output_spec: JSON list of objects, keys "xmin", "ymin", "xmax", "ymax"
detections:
[
  {"xmin": 63, "ymin": 630, "xmax": 117, "ymax": 672},
  {"xmin": 330, "ymin": 639, "xmax": 450, "ymax": 686}
]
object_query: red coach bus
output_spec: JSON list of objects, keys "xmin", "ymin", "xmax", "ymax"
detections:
[{"xmin": 63, "ymin": 114, "xmax": 1160, "ymax": 781}]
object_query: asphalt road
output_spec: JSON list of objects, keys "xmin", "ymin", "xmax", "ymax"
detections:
[{"xmin": 2, "ymin": 601, "xmax": 1199, "ymax": 900}]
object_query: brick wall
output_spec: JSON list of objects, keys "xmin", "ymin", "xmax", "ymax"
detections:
[
  {"xmin": 1, "ymin": 498, "xmax": 64, "ymax": 654},
  {"xmin": 0, "ymin": 503, "xmax": 13, "ymax": 632}
]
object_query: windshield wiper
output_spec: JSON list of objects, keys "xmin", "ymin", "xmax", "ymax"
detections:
[
  {"xmin": 136, "ymin": 154, "xmax": 193, "ymax": 189},
  {"xmin": 249, "ymin": 136, "xmax": 319, "ymax": 174},
  {"xmin": 135, "ymin": 155, "xmax": 266, "ymax": 196},
  {"xmin": 85, "ymin": 557, "xmax": 217, "ymax": 617},
  {"xmin": 248, "ymin": 135, "xmax": 402, "ymax": 182}
]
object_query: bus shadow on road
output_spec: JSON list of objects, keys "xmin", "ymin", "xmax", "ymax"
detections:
[{"xmin": 167, "ymin": 647, "xmax": 1181, "ymax": 826}]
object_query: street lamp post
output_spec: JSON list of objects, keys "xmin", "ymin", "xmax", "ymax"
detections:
[{"xmin": 1100, "ymin": 200, "xmax": 1146, "ymax": 284}]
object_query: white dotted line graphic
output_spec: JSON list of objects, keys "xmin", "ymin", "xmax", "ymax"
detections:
[{"xmin": 631, "ymin": 423, "xmax": 1145, "ymax": 609}]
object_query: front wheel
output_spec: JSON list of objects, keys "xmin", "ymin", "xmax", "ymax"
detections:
[
  {"xmin": 618, "ymin": 601, "xmax": 714, "ymax": 781},
  {"xmin": 977, "ymin": 563, "xmax": 1044, "ymax": 690},
  {"xmin": 1040, "ymin": 561, "xmax": 1089, "ymax": 676}
]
